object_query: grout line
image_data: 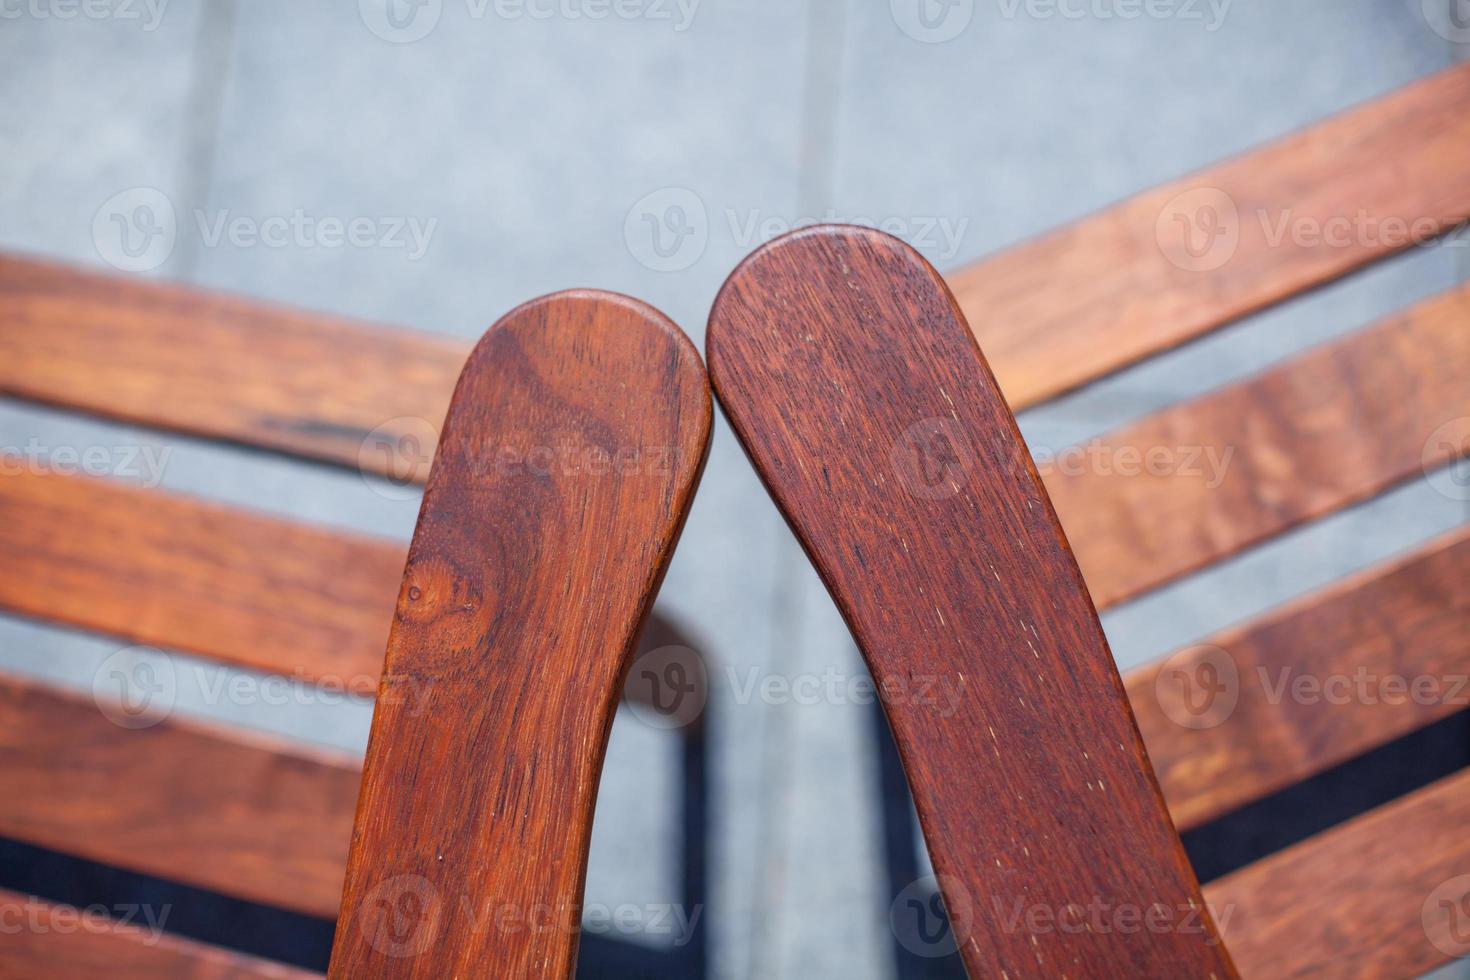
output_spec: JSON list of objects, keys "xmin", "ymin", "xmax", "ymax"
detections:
[
  {"xmin": 746, "ymin": 3, "xmax": 852, "ymax": 977},
  {"xmin": 171, "ymin": 0, "xmax": 238, "ymax": 283}
]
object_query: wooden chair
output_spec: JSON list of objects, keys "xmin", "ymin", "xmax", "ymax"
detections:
[
  {"xmin": 2, "ymin": 60, "xmax": 1468, "ymax": 977},
  {"xmin": 699, "ymin": 59, "xmax": 1470, "ymax": 978}
]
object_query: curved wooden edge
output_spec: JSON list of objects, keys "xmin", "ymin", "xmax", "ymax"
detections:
[
  {"xmin": 1203, "ymin": 767, "xmax": 1470, "ymax": 979},
  {"xmin": 1046, "ymin": 283, "xmax": 1470, "ymax": 610},
  {"xmin": 949, "ymin": 61, "xmax": 1470, "ymax": 409},
  {"xmin": 328, "ymin": 291, "xmax": 711, "ymax": 978},
  {"xmin": 0, "ymin": 671, "xmax": 360, "ymax": 919},
  {"xmin": 708, "ymin": 225, "xmax": 1236, "ymax": 978},
  {"xmin": 0, "ymin": 888, "xmax": 319, "ymax": 980},
  {"xmin": 0, "ymin": 252, "xmax": 467, "ymax": 479},
  {"xmin": 0, "ymin": 466, "xmax": 692, "ymax": 704},
  {"xmin": 1125, "ymin": 525, "xmax": 1470, "ymax": 832}
]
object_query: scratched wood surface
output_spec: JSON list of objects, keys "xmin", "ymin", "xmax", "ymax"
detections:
[
  {"xmin": 327, "ymin": 291, "xmax": 710, "ymax": 978},
  {"xmin": 0, "ymin": 672, "xmax": 361, "ymax": 918},
  {"xmin": 1203, "ymin": 768, "xmax": 1470, "ymax": 979},
  {"xmin": 1126, "ymin": 525, "xmax": 1470, "ymax": 832},
  {"xmin": 0, "ymin": 889, "xmax": 319, "ymax": 980},
  {"xmin": 948, "ymin": 60, "xmax": 1470, "ymax": 409},
  {"xmin": 0, "ymin": 253, "xmax": 466, "ymax": 479},
  {"xmin": 708, "ymin": 226, "xmax": 1236, "ymax": 978},
  {"xmin": 1045, "ymin": 283, "xmax": 1470, "ymax": 609}
]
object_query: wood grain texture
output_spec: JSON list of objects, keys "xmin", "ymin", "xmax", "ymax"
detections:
[
  {"xmin": 1045, "ymin": 284, "xmax": 1470, "ymax": 609},
  {"xmin": 0, "ymin": 253, "xmax": 466, "ymax": 479},
  {"xmin": 0, "ymin": 672, "xmax": 361, "ymax": 919},
  {"xmin": 708, "ymin": 226, "xmax": 1235, "ymax": 978},
  {"xmin": 1125, "ymin": 525, "xmax": 1470, "ymax": 832},
  {"xmin": 0, "ymin": 467, "xmax": 406, "ymax": 694},
  {"xmin": 328, "ymin": 292, "xmax": 710, "ymax": 978},
  {"xmin": 0, "ymin": 888, "xmax": 319, "ymax": 980},
  {"xmin": 0, "ymin": 468, "xmax": 687, "ymax": 702},
  {"xmin": 949, "ymin": 61, "xmax": 1470, "ymax": 408},
  {"xmin": 1203, "ymin": 768, "xmax": 1470, "ymax": 979}
]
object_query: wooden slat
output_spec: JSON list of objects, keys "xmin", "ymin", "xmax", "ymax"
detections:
[
  {"xmin": 0, "ymin": 467, "xmax": 687, "ymax": 702},
  {"xmin": 0, "ymin": 673, "xmax": 360, "ymax": 919},
  {"xmin": 708, "ymin": 226, "xmax": 1236, "ymax": 978},
  {"xmin": 7, "ymin": 70, "xmax": 1469, "ymax": 467},
  {"xmin": 1125, "ymin": 525, "xmax": 1470, "ymax": 832},
  {"xmin": 1044, "ymin": 283, "xmax": 1470, "ymax": 609},
  {"xmin": 0, "ymin": 253, "xmax": 467, "ymax": 478},
  {"xmin": 0, "ymin": 467, "xmax": 404, "ymax": 694},
  {"xmin": 1204, "ymin": 767, "xmax": 1470, "ymax": 979},
  {"xmin": 949, "ymin": 61, "xmax": 1470, "ymax": 408},
  {"xmin": 329, "ymin": 292, "xmax": 712, "ymax": 977},
  {"xmin": 0, "ymin": 889, "xmax": 318, "ymax": 980}
]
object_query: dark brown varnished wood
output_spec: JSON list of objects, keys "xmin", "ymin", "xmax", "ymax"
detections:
[
  {"xmin": 0, "ymin": 888, "xmax": 319, "ymax": 980},
  {"xmin": 0, "ymin": 672, "xmax": 361, "ymax": 918},
  {"xmin": 0, "ymin": 467, "xmax": 688, "ymax": 702},
  {"xmin": 327, "ymin": 291, "xmax": 710, "ymax": 978},
  {"xmin": 948, "ymin": 61, "xmax": 1470, "ymax": 408},
  {"xmin": 0, "ymin": 253, "xmax": 465, "ymax": 479},
  {"xmin": 1128, "ymin": 525, "xmax": 1470, "ymax": 833},
  {"xmin": 1044, "ymin": 283, "xmax": 1470, "ymax": 609},
  {"xmin": 708, "ymin": 226, "xmax": 1236, "ymax": 978},
  {"xmin": 1203, "ymin": 768, "xmax": 1470, "ymax": 979}
]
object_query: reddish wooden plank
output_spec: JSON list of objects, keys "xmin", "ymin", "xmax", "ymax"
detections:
[
  {"xmin": 1203, "ymin": 768, "xmax": 1470, "ymax": 979},
  {"xmin": 1045, "ymin": 283, "xmax": 1470, "ymax": 609},
  {"xmin": 1125, "ymin": 525, "xmax": 1470, "ymax": 832},
  {"xmin": 0, "ymin": 253, "xmax": 466, "ymax": 479},
  {"xmin": 0, "ymin": 889, "xmax": 318, "ymax": 980},
  {"xmin": 328, "ymin": 291, "xmax": 711, "ymax": 978},
  {"xmin": 949, "ymin": 61, "xmax": 1470, "ymax": 408},
  {"xmin": 0, "ymin": 467, "xmax": 405, "ymax": 694},
  {"xmin": 0, "ymin": 673, "xmax": 360, "ymax": 919},
  {"xmin": 708, "ymin": 226, "xmax": 1235, "ymax": 978},
  {"xmin": 0, "ymin": 468, "xmax": 689, "ymax": 702}
]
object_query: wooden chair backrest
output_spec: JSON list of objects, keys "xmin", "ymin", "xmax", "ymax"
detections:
[{"xmin": 2, "ymin": 61, "xmax": 1468, "ymax": 977}]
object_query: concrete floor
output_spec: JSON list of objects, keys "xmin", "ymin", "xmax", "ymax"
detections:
[{"xmin": 2, "ymin": 1, "xmax": 1468, "ymax": 976}]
